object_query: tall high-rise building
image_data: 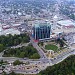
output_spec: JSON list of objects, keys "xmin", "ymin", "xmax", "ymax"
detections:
[{"xmin": 32, "ymin": 22, "xmax": 51, "ymax": 40}]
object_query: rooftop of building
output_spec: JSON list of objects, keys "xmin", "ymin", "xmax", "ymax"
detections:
[
  {"xmin": 57, "ymin": 20, "xmax": 75, "ymax": 26},
  {"xmin": 33, "ymin": 21, "xmax": 51, "ymax": 28}
]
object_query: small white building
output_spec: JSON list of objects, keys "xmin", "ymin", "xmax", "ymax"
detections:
[
  {"xmin": 0, "ymin": 27, "xmax": 2, "ymax": 32},
  {"xmin": 12, "ymin": 23, "xmax": 21, "ymax": 28},
  {"xmin": 25, "ymin": 15, "xmax": 31, "ymax": 19},
  {"xmin": 2, "ymin": 25, "xmax": 10, "ymax": 29}
]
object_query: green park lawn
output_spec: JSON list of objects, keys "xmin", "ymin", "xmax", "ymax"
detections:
[{"xmin": 45, "ymin": 44, "xmax": 58, "ymax": 51}]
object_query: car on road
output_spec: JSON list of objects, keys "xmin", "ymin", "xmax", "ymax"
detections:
[{"xmin": 23, "ymin": 58, "xmax": 28, "ymax": 60}]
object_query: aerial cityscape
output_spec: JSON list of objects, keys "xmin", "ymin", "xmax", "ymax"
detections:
[{"xmin": 0, "ymin": 0, "xmax": 75, "ymax": 75}]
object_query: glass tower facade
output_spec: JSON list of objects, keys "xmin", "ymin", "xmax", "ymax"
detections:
[{"xmin": 33, "ymin": 22, "xmax": 51, "ymax": 40}]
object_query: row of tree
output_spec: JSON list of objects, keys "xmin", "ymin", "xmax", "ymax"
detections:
[
  {"xmin": 55, "ymin": 38, "xmax": 65, "ymax": 47},
  {"xmin": 13, "ymin": 60, "xmax": 23, "ymax": 66},
  {"xmin": 38, "ymin": 55, "xmax": 75, "ymax": 75},
  {"xmin": 3, "ymin": 45, "xmax": 40, "ymax": 59}
]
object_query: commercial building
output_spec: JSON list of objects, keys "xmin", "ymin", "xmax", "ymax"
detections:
[
  {"xmin": 32, "ymin": 22, "xmax": 51, "ymax": 40},
  {"xmin": 57, "ymin": 20, "xmax": 75, "ymax": 29}
]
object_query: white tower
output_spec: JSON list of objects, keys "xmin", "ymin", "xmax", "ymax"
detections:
[{"xmin": 53, "ymin": 15, "xmax": 58, "ymax": 29}]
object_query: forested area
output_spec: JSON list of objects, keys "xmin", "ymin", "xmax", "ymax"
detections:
[
  {"xmin": 3, "ymin": 45, "xmax": 40, "ymax": 59},
  {"xmin": 38, "ymin": 55, "xmax": 75, "ymax": 75},
  {"xmin": 0, "ymin": 34, "xmax": 30, "ymax": 52}
]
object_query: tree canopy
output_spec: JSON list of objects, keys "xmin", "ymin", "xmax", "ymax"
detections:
[
  {"xmin": 0, "ymin": 33, "xmax": 30, "ymax": 52},
  {"xmin": 38, "ymin": 55, "xmax": 75, "ymax": 75},
  {"xmin": 3, "ymin": 45, "xmax": 40, "ymax": 59}
]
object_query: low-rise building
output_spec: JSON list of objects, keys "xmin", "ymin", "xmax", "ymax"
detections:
[{"xmin": 57, "ymin": 20, "xmax": 75, "ymax": 29}]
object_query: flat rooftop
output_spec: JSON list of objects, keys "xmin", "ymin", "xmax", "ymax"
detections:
[
  {"xmin": 57, "ymin": 20, "xmax": 75, "ymax": 26},
  {"xmin": 53, "ymin": 28, "xmax": 75, "ymax": 34},
  {"xmin": 33, "ymin": 22, "xmax": 51, "ymax": 28}
]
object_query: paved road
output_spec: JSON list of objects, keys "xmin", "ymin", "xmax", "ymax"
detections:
[
  {"xmin": 11, "ymin": 43, "xmax": 30, "ymax": 49},
  {"xmin": 30, "ymin": 36, "xmax": 47, "ymax": 59},
  {"xmin": 29, "ymin": 36, "xmax": 50, "ymax": 64},
  {"xmin": 51, "ymin": 48, "xmax": 75, "ymax": 65}
]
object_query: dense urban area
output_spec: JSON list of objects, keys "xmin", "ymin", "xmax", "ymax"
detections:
[{"xmin": 0, "ymin": 0, "xmax": 75, "ymax": 75}]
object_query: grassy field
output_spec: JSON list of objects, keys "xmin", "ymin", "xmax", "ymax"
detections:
[{"xmin": 45, "ymin": 44, "xmax": 58, "ymax": 51}]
